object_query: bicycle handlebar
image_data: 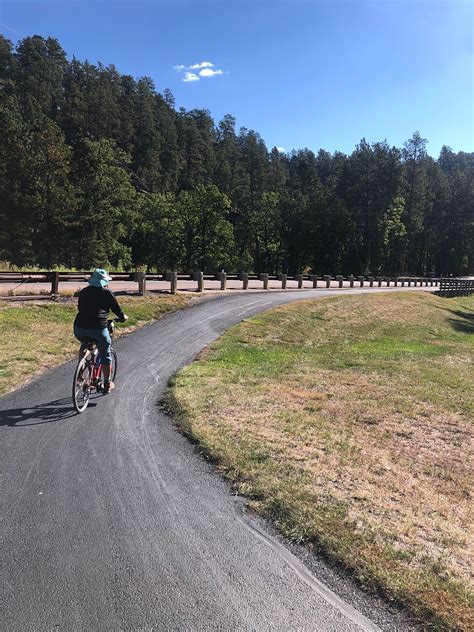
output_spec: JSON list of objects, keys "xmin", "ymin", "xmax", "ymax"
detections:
[{"xmin": 108, "ymin": 315, "xmax": 128, "ymax": 324}]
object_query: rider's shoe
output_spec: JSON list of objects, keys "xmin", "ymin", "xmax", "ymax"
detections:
[{"xmin": 103, "ymin": 381, "xmax": 115, "ymax": 394}]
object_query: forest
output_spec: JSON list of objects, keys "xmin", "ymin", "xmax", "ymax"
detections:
[{"xmin": 0, "ymin": 35, "xmax": 472, "ymax": 275}]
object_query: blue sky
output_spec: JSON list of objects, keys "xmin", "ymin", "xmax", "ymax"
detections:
[{"xmin": 1, "ymin": 0, "xmax": 472, "ymax": 157}]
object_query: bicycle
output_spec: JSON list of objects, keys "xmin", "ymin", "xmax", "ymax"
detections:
[{"xmin": 72, "ymin": 319, "xmax": 118, "ymax": 413}]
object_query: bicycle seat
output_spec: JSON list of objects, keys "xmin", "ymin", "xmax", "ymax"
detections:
[{"xmin": 78, "ymin": 337, "xmax": 97, "ymax": 347}]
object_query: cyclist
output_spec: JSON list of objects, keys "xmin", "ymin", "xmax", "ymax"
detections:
[{"xmin": 74, "ymin": 268, "xmax": 127, "ymax": 393}]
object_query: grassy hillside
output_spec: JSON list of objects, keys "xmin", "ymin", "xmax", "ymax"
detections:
[{"xmin": 167, "ymin": 292, "xmax": 474, "ymax": 630}]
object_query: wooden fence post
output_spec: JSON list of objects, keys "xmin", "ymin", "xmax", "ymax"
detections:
[
  {"xmin": 260, "ymin": 273, "xmax": 269, "ymax": 289},
  {"xmin": 368, "ymin": 276, "xmax": 374, "ymax": 287},
  {"xmin": 349, "ymin": 275, "xmax": 355, "ymax": 288},
  {"xmin": 324, "ymin": 275, "xmax": 331, "ymax": 288},
  {"xmin": 241, "ymin": 272, "xmax": 249, "ymax": 290},
  {"xmin": 280, "ymin": 274, "xmax": 287, "ymax": 289},
  {"xmin": 336, "ymin": 275, "xmax": 343, "ymax": 288},
  {"xmin": 358, "ymin": 276, "xmax": 364, "ymax": 287},
  {"xmin": 194, "ymin": 271, "xmax": 204, "ymax": 292},
  {"xmin": 166, "ymin": 271, "xmax": 177, "ymax": 294},
  {"xmin": 310, "ymin": 275, "xmax": 318, "ymax": 288},
  {"xmin": 50, "ymin": 271, "xmax": 59, "ymax": 295},
  {"xmin": 134, "ymin": 271, "xmax": 146, "ymax": 295},
  {"xmin": 295, "ymin": 274, "xmax": 303, "ymax": 289},
  {"xmin": 220, "ymin": 271, "xmax": 227, "ymax": 290},
  {"xmin": 139, "ymin": 272, "xmax": 146, "ymax": 295},
  {"xmin": 377, "ymin": 277, "xmax": 383, "ymax": 287}
]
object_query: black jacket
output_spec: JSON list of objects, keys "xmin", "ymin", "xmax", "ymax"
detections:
[{"xmin": 74, "ymin": 286, "xmax": 125, "ymax": 329}]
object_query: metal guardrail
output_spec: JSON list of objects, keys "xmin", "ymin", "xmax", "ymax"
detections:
[
  {"xmin": 0, "ymin": 271, "xmax": 136, "ymax": 294},
  {"xmin": 0, "ymin": 270, "xmax": 446, "ymax": 297},
  {"xmin": 437, "ymin": 279, "xmax": 474, "ymax": 298}
]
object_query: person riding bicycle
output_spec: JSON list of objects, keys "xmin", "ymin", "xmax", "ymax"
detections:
[{"xmin": 74, "ymin": 268, "xmax": 127, "ymax": 393}]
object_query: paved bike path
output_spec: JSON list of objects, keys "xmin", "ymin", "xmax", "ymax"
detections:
[{"xmin": 0, "ymin": 290, "xmax": 419, "ymax": 631}]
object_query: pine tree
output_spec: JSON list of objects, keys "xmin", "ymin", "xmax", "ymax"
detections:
[
  {"xmin": 70, "ymin": 138, "xmax": 138, "ymax": 269},
  {"xmin": 0, "ymin": 35, "xmax": 471, "ymax": 275},
  {"xmin": 15, "ymin": 36, "xmax": 67, "ymax": 121},
  {"xmin": 169, "ymin": 185, "xmax": 235, "ymax": 272}
]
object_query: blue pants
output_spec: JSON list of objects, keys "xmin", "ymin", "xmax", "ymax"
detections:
[{"xmin": 74, "ymin": 325, "xmax": 112, "ymax": 365}]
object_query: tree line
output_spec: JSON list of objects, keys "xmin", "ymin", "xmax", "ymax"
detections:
[{"xmin": 0, "ymin": 35, "xmax": 472, "ymax": 275}]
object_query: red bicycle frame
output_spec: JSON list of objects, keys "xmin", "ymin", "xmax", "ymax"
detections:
[{"xmin": 91, "ymin": 356, "xmax": 103, "ymax": 387}]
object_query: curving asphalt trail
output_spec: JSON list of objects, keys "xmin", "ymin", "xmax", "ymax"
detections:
[{"xmin": 0, "ymin": 289, "xmax": 422, "ymax": 631}]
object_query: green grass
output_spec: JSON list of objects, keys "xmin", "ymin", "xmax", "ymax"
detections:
[
  {"xmin": 0, "ymin": 294, "xmax": 190, "ymax": 396},
  {"xmin": 167, "ymin": 292, "xmax": 474, "ymax": 630}
]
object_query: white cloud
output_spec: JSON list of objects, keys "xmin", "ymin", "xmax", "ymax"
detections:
[
  {"xmin": 174, "ymin": 61, "xmax": 226, "ymax": 83},
  {"xmin": 277, "ymin": 147, "xmax": 286, "ymax": 153},
  {"xmin": 199, "ymin": 68, "xmax": 223, "ymax": 78},
  {"xmin": 190, "ymin": 61, "xmax": 214, "ymax": 70},
  {"xmin": 182, "ymin": 72, "xmax": 200, "ymax": 82}
]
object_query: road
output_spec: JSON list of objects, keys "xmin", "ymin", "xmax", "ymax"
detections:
[{"xmin": 0, "ymin": 290, "xmax": 420, "ymax": 631}]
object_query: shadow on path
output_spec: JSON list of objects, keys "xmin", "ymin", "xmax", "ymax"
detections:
[{"xmin": 0, "ymin": 397, "xmax": 97, "ymax": 427}]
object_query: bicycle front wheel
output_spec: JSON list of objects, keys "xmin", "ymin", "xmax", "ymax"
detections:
[{"xmin": 73, "ymin": 356, "xmax": 92, "ymax": 413}]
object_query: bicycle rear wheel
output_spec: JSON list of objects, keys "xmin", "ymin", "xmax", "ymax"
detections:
[
  {"xmin": 110, "ymin": 348, "xmax": 118, "ymax": 383},
  {"xmin": 73, "ymin": 356, "xmax": 92, "ymax": 413}
]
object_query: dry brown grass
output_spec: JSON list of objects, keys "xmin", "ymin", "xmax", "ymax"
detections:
[{"xmin": 168, "ymin": 292, "xmax": 474, "ymax": 629}]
